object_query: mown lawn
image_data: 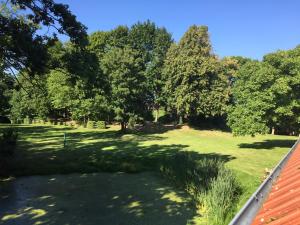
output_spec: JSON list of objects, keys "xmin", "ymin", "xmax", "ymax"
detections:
[{"xmin": 0, "ymin": 124, "xmax": 298, "ymax": 211}]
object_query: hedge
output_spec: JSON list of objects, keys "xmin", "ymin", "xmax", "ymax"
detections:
[
  {"xmin": 87, "ymin": 121, "xmax": 96, "ymax": 129},
  {"xmin": 96, "ymin": 121, "xmax": 106, "ymax": 129},
  {"xmin": 23, "ymin": 116, "xmax": 32, "ymax": 124}
]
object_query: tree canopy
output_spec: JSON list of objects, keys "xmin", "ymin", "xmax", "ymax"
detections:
[
  {"xmin": 1, "ymin": 1, "xmax": 299, "ymax": 135},
  {"xmin": 163, "ymin": 25, "xmax": 229, "ymax": 123},
  {"xmin": 0, "ymin": 0, "xmax": 87, "ymax": 77}
]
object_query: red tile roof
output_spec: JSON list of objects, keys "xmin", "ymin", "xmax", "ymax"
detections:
[{"xmin": 252, "ymin": 143, "xmax": 300, "ymax": 225}]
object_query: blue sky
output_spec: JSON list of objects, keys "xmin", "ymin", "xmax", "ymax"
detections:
[{"xmin": 57, "ymin": 0, "xmax": 300, "ymax": 59}]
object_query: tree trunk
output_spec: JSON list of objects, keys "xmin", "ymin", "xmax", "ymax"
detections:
[
  {"xmin": 179, "ymin": 115, "xmax": 183, "ymax": 125},
  {"xmin": 121, "ymin": 121, "xmax": 126, "ymax": 132},
  {"xmin": 154, "ymin": 108, "xmax": 159, "ymax": 123},
  {"xmin": 271, "ymin": 127, "xmax": 275, "ymax": 135}
]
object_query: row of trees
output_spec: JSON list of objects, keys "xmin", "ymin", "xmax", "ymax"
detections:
[
  {"xmin": 1, "ymin": 1, "xmax": 299, "ymax": 135},
  {"xmin": 8, "ymin": 21, "xmax": 173, "ymax": 131},
  {"xmin": 228, "ymin": 47, "xmax": 300, "ymax": 136}
]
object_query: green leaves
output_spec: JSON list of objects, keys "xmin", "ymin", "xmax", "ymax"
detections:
[
  {"xmin": 163, "ymin": 25, "xmax": 229, "ymax": 119},
  {"xmin": 101, "ymin": 46, "xmax": 146, "ymax": 126},
  {"xmin": 47, "ymin": 69, "xmax": 74, "ymax": 110},
  {"xmin": 227, "ymin": 51, "xmax": 300, "ymax": 136}
]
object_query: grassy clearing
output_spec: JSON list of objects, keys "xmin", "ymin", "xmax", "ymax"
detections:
[{"xmin": 0, "ymin": 124, "xmax": 298, "ymax": 223}]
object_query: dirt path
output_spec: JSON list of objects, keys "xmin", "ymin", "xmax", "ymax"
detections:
[{"xmin": 0, "ymin": 172, "xmax": 195, "ymax": 225}]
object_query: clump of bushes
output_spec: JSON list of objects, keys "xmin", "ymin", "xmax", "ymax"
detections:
[
  {"xmin": 198, "ymin": 168, "xmax": 241, "ymax": 225},
  {"xmin": 23, "ymin": 116, "xmax": 32, "ymax": 124},
  {"xmin": 87, "ymin": 120, "xmax": 95, "ymax": 129},
  {"xmin": 157, "ymin": 113, "xmax": 177, "ymax": 124},
  {"xmin": 96, "ymin": 121, "xmax": 106, "ymax": 129},
  {"xmin": 159, "ymin": 152, "xmax": 241, "ymax": 225},
  {"xmin": 160, "ymin": 152, "xmax": 221, "ymax": 190},
  {"xmin": 128, "ymin": 116, "xmax": 138, "ymax": 130},
  {"xmin": 0, "ymin": 127, "xmax": 18, "ymax": 155}
]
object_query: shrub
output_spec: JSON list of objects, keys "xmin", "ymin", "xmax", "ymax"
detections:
[
  {"xmin": 199, "ymin": 168, "xmax": 242, "ymax": 225},
  {"xmin": 87, "ymin": 120, "xmax": 95, "ymax": 129},
  {"xmin": 0, "ymin": 116, "xmax": 11, "ymax": 124},
  {"xmin": 158, "ymin": 113, "xmax": 177, "ymax": 124},
  {"xmin": 23, "ymin": 116, "xmax": 32, "ymax": 124},
  {"xmin": 0, "ymin": 127, "xmax": 18, "ymax": 155},
  {"xmin": 11, "ymin": 119, "xmax": 22, "ymax": 124},
  {"xmin": 128, "ymin": 116, "xmax": 137, "ymax": 130},
  {"xmin": 159, "ymin": 152, "xmax": 241, "ymax": 224},
  {"xmin": 160, "ymin": 152, "xmax": 222, "ymax": 192},
  {"xmin": 96, "ymin": 121, "xmax": 106, "ymax": 129}
]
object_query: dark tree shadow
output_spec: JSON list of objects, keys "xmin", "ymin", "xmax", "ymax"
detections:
[
  {"xmin": 238, "ymin": 139, "xmax": 297, "ymax": 150},
  {"xmin": 0, "ymin": 125, "xmax": 237, "ymax": 224},
  {"xmin": 0, "ymin": 172, "xmax": 197, "ymax": 225}
]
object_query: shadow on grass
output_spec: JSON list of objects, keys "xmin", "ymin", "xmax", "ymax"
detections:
[
  {"xmin": 0, "ymin": 172, "xmax": 196, "ymax": 225},
  {"xmin": 1, "ymin": 125, "xmax": 234, "ymax": 177},
  {"xmin": 238, "ymin": 139, "xmax": 297, "ymax": 150},
  {"xmin": 0, "ymin": 125, "xmax": 236, "ymax": 224}
]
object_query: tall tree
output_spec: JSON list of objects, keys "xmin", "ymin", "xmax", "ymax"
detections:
[
  {"xmin": 101, "ymin": 46, "xmax": 146, "ymax": 131},
  {"xmin": 228, "ymin": 46, "xmax": 300, "ymax": 136},
  {"xmin": 47, "ymin": 69, "xmax": 74, "ymax": 119},
  {"xmin": 263, "ymin": 47, "xmax": 300, "ymax": 134},
  {"xmin": 227, "ymin": 61, "xmax": 279, "ymax": 136},
  {"xmin": 10, "ymin": 74, "xmax": 50, "ymax": 121},
  {"xmin": 163, "ymin": 25, "xmax": 229, "ymax": 123},
  {"xmin": 129, "ymin": 21, "xmax": 173, "ymax": 121}
]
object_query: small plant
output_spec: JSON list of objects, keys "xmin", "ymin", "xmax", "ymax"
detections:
[
  {"xmin": 0, "ymin": 127, "xmax": 18, "ymax": 155},
  {"xmin": 87, "ymin": 120, "xmax": 95, "ymax": 129},
  {"xmin": 96, "ymin": 121, "xmax": 106, "ymax": 129}
]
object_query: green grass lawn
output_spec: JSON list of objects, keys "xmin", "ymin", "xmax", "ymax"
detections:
[{"xmin": 0, "ymin": 124, "xmax": 298, "ymax": 212}]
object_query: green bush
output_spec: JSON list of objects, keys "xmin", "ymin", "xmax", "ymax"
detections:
[
  {"xmin": 199, "ymin": 169, "xmax": 242, "ymax": 225},
  {"xmin": 0, "ymin": 127, "xmax": 18, "ymax": 155},
  {"xmin": 158, "ymin": 113, "xmax": 177, "ymax": 124},
  {"xmin": 128, "ymin": 116, "xmax": 138, "ymax": 130},
  {"xmin": 23, "ymin": 116, "xmax": 32, "ymax": 124},
  {"xmin": 87, "ymin": 120, "xmax": 95, "ymax": 129},
  {"xmin": 159, "ymin": 152, "xmax": 241, "ymax": 225},
  {"xmin": 96, "ymin": 121, "xmax": 106, "ymax": 129},
  {"xmin": 160, "ymin": 152, "xmax": 222, "ymax": 192},
  {"xmin": 12, "ymin": 119, "xmax": 22, "ymax": 124}
]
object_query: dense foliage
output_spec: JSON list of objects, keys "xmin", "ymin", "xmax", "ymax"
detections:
[
  {"xmin": 229, "ymin": 47, "xmax": 300, "ymax": 136},
  {"xmin": 160, "ymin": 152, "xmax": 241, "ymax": 225},
  {"xmin": 163, "ymin": 26, "xmax": 229, "ymax": 123},
  {"xmin": 1, "ymin": 1, "xmax": 299, "ymax": 135}
]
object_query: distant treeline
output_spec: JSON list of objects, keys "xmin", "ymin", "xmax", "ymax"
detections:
[{"xmin": 1, "ymin": 19, "xmax": 299, "ymax": 135}]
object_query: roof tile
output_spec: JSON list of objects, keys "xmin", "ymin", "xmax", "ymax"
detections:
[{"xmin": 252, "ymin": 144, "xmax": 300, "ymax": 225}]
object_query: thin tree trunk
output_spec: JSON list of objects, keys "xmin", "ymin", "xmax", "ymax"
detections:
[
  {"xmin": 121, "ymin": 121, "xmax": 126, "ymax": 132},
  {"xmin": 154, "ymin": 108, "xmax": 159, "ymax": 123},
  {"xmin": 179, "ymin": 115, "xmax": 183, "ymax": 125},
  {"xmin": 271, "ymin": 127, "xmax": 275, "ymax": 135}
]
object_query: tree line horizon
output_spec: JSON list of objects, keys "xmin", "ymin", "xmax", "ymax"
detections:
[{"xmin": 1, "ymin": 1, "xmax": 299, "ymax": 136}]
